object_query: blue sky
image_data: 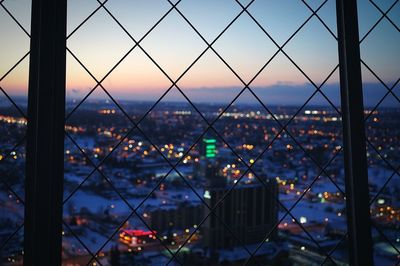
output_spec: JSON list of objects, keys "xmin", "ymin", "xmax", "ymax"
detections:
[{"xmin": 0, "ymin": 0, "xmax": 399, "ymax": 106}]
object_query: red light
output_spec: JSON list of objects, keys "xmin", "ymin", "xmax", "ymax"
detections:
[{"xmin": 121, "ymin": 229, "xmax": 156, "ymax": 237}]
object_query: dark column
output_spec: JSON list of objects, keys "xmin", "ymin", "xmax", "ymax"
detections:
[
  {"xmin": 24, "ymin": 0, "xmax": 67, "ymax": 265},
  {"xmin": 336, "ymin": 0, "xmax": 374, "ymax": 265}
]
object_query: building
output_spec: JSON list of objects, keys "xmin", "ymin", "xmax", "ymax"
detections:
[
  {"xmin": 149, "ymin": 202, "xmax": 203, "ymax": 234},
  {"xmin": 194, "ymin": 138, "xmax": 218, "ymax": 180},
  {"xmin": 203, "ymin": 178, "xmax": 278, "ymax": 249}
]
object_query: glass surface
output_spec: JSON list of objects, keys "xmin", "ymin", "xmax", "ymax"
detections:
[
  {"xmin": 62, "ymin": 0, "xmax": 400, "ymax": 265},
  {"xmin": 358, "ymin": 0, "xmax": 400, "ymax": 265},
  {"xmin": 0, "ymin": 0, "xmax": 31, "ymax": 265}
]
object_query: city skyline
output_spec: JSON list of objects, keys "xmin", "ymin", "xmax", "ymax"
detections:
[{"xmin": 0, "ymin": 81, "xmax": 398, "ymax": 107}]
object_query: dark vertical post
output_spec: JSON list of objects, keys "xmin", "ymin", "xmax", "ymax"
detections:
[
  {"xmin": 24, "ymin": 0, "xmax": 67, "ymax": 265},
  {"xmin": 336, "ymin": 0, "xmax": 374, "ymax": 265}
]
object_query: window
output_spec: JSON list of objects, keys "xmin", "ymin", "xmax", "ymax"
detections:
[
  {"xmin": 0, "ymin": 0, "xmax": 398, "ymax": 265},
  {"xmin": 0, "ymin": 0, "xmax": 30, "ymax": 265},
  {"xmin": 358, "ymin": 0, "xmax": 400, "ymax": 263}
]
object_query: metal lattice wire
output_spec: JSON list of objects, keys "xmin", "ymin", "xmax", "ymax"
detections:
[
  {"xmin": 169, "ymin": 1, "xmax": 346, "ymax": 264},
  {"xmin": 165, "ymin": 1, "xmax": 345, "ymax": 264},
  {"xmin": 359, "ymin": 0, "xmax": 400, "ymax": 263},
  {"xmin": 0, "ymin": 0, "xmax": 30, "ymax": 250},
  {"xmin": 63, "ymin": 0, "xmax": 350, "ymax": 265},
  {"xmin": 63, "ymin": 2, "xmax": 258, "ymax": 264},
  {"xmin": 0, "ymin": 0, "xmax": 30, "ymax": 262}
]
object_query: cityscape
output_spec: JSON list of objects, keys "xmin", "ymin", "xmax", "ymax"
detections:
[
  {"xmin": 1, "ymin": 0, "xmax": 399, "ymax": 265},
  {"xmin": 0, "ymin": 97, "xmax": 399, "ymax": 265}
]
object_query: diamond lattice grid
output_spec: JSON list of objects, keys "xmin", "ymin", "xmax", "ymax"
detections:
[
  {"xmin": 358, "ymin": 0, "xmax": 400, "ymax": 264},
  {"xmin": 62, "ymin": 0, "xmax": 351, "ymax": 265},
  {"xmin": 0, "ymin": 0, "xmax": 30, "ymax": 264}
]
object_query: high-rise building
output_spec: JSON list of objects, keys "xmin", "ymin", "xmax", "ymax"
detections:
[
  {"xmin": 202, "ymin": 175, "xmax": 278, "ymax": 249},
  {"xmin": 193, "ymin": 136, "xmax": 278, "ymax": 250},
  {"xmin": 204, "ymin": 161, "xmax": 227, "ymax": 188},
  {"xmin": 194, "ymin": 138, "xmax": 218, "ymax": 180}
]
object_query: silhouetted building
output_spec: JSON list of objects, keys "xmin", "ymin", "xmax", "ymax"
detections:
[
  {"xmin": 203, "ymin": 179, "xmax": 278, "ymax": 249},
  {"xmin": 194, "ymin": 138, "xmax": 218, "ymax": 180},
  {"xmin": 149, "ymin": 202, "xmax": 203, "ymax": 233},
  {"xmin": 204, "ymin": 161, "xmax": 227, "ymax": 188}
]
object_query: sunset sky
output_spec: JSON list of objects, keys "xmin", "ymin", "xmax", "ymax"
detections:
[{"xmin": 0, "ymin": 0, "xmax": 398, "ymax": 105}]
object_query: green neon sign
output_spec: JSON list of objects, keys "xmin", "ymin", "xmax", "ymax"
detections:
[
  {"xmin": 203, "ymin": 139, "xmax": 216, "ymax": 144},
  {"xmin": 203, "ymin": 138, "xmax": 217, "ymax": 158}
]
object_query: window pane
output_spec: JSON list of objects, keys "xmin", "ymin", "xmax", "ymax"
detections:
[
  {"xmin": 63, "ymin": 1, "xmax": 348, "ymax": 265},
  {"xmin": 0, "ymin": 0, "xmax": 31, "ymax": 265},
  {"xmin": 358, "ymin": 0, "xmax": 400, "ymax": 264}
]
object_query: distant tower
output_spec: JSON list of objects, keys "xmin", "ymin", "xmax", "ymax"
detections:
[
  {"xmin": 202, "ymin": 138, "xmax": 217, "ymax": 159},
  {"xmin": 194, "ymin": 138, "xmax": 218, "ymax": 180}
]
